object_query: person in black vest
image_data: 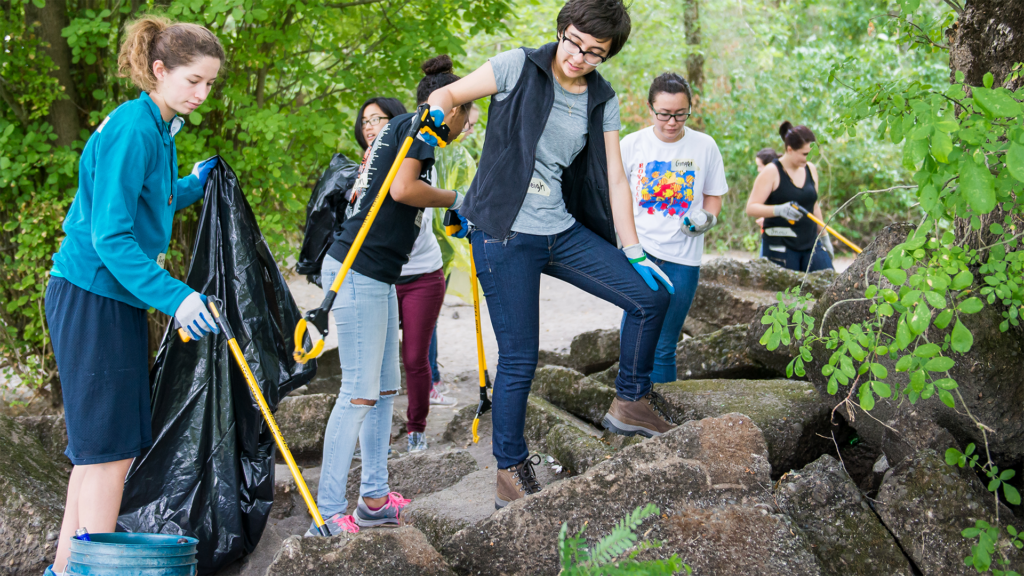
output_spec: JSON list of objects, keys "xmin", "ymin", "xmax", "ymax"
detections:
[
  {"xmin": 745, "ymin": 122, "xmax": 834, "ymax": 272},
  {"xmin": 419, "ymin": 0, "xmax": 675, "ymax": 510}
]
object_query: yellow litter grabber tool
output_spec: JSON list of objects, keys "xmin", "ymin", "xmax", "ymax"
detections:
[
  {"xmin": 469, "ymin": 251, "xmax": 492, "ymax": 444},
  {"xmin": 179, "ymin": 296, "xmax": 329, "ymax": 537},
  {"xmin": 293, "ymin": 104, "xmax": 432, "ymax": 364},
  {"xmin": 790, "ymin": 202, "xmax": 863, "ymax": 254}
]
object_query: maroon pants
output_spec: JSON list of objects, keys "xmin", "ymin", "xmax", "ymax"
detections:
[{"xmin": 396, "ymin": 269, "xmax": 446, "ymax": 433}]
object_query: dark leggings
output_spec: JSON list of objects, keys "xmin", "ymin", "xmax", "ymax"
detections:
[{"xmin": 396, "ymin": 269, "xmax": 446, "ymax": 433}]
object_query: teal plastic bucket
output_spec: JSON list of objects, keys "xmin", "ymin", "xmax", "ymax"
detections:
[{"xmin": 66, "ymin": 533, "xmax": 199, "ymax": 576}]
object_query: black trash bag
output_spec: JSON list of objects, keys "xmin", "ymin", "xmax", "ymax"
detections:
[
  {"xmin": 295, "ymin": 153, "xmax": 360, "ymax": 286},
  {"xmin": 118, "ymin": 157, "xmax": 317, "ymax": 575}
]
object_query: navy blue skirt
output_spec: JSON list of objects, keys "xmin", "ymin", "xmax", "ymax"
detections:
[{"xmin": 45, "ymin": 276, "xmax": 152, "ymax": 465}]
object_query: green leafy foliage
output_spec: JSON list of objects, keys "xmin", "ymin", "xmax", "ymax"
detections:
[{"xmin": 557, "ymin": 504, "xmax": 689, "ymax": 575}]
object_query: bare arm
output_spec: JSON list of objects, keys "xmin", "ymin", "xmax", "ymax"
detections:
[
  {"xmin": 604, "ymin": 131, "xmax": 640, "ymax": 247},
  {"xmin": 745, "ymin": 164, "xmax": 781, "ymax": 219},
  {"xmin": 703, "ymin": 194, "xmax": 723, "ymax": 217},
  {"xmin": 390, "ymin": 158, "xmax": 458, "ymax": 208},
  {"xmin": 809, "ymin": 163, "xmax": 825, "ymax": 231},
  {"xmin": 426, "ymin": 61, "xmax": 499, "ymax": 112}
]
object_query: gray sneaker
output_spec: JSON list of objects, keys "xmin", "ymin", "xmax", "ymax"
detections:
[
  {"xmin": 407, "ymin": 432, "xmax": 427, "ymax": 453},
  {"xmin": 352, "ymin": 446, "xmax": 398, "ymax": 461},
  {"xmin": 303, "ymin": 512, "xmax": 359, "ymax": 537},
  {"xmin": 353, "ymin": 492, "xmax": 410, "ymax": 528}
]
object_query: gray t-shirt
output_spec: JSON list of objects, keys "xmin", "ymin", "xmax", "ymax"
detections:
[{"xmin": 489, "ymin": 49, "xmax": 621, "ymax": 235}]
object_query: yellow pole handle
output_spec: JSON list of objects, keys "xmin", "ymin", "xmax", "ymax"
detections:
[
  {"xmin": 206, "ymin": 300, "xmax": 328, "ymax": 534},
  {"xmin": 470, "ymin": 252, "xmax": 490, "ymax": 444},
  {"xmin": 804, "ymin": 212, "xmax": 863, "ymax": 254}
]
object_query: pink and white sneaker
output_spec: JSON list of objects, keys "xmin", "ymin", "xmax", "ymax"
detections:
[
  {"xmin": 354, "ymin": 492, "xmax": 411, "ymax": 528},
  {"xmin": 429, "ymin": 387, "xmax": 457, "ymax": 406},
  {"xmin": 304, "ymin": 512, "xmax": 360, "ymax": 537}
]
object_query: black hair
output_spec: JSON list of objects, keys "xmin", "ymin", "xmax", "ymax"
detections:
[
  {"xmin": 648, "ymin": 72, "xmax": 692, "ymax": 107},
  {"xmin": 556, "ymin": 0, "xmax": 632, "ymax": 59},
  {"xmin": 756, "ymin": 148, "xmax": 779, "ymax": 165},
  {"xmin": 416, "ymin": 55, "xmax": 471, "ymax": 114},
  {"xmin": 779, "ymin": 121, "xmax": 816, "ymax": 151},
  {"xmin": 354, "ymin": 97, "xmax": 407, "ymax": 150}
]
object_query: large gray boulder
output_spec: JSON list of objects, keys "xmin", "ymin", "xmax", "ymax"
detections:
[
  {"xmin": 265, "ymin": 527, "xmax": 456, "ymax": 576},
  {"xmin": 675, "ymin": 324, "xmax": 778, "ymax": 380},
  {"xmin": 776, "ymin": 455, "xmax": 914, "ymax": 575},
  {"xmin": 537, "ymin": 329, "xmax": 621, "ymax": 375},
  {"xmin": 530, "ymin": 365, "xmax": 615, "ymax": 426},
  {"xmin": 0, "ymin": 414, "xmax": 66, "ymax": 575},
  {"xmin": 803, "ymin": 223, "xmax": 1024, "ymax": 464},
  {"xmin": 655, "ymin": 379, "xmax": 834, "ymax": 476},
  {"xmin": 689, "ymin": 258, "xmax": 836, "ymax": 333},
  {"xmin": 874, "ymin": 449, "xmax": 1023, "ymax": 575},
  {"xmin": 346, "ymin": 449, "xmax": 478, "ymax": 507},
  {"xmin": 441, "ymin": 413, "xmax": 824, "ymax": 575},
  {"xmin": 275, "ymin": 393, "xmax": 336, "ymax": 464},
  {"xmin": 14, "ymin": 415, "xmax": 71, "ymax": 477},
  {"xmin": 544, "ymin": 423, "xmax": 614, "ymax": 476}
]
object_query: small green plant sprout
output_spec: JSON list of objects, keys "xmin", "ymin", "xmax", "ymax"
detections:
[{"xmin": 557, "ymin": 503, "xmax": 690, "ymax": 576}]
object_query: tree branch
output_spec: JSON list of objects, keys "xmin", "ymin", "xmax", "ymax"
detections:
[
  {"xmin": 0, "ymin": 77, "xmax": 29, "ymax": 125},
  {"xmin": 323, "ymin": 0, "xmax": 388, "ymax": 8}
]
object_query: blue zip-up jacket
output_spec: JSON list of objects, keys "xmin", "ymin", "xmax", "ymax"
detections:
[{"xmin": 52, "ymin": 92, "xmax": 204, "ymax": 316}]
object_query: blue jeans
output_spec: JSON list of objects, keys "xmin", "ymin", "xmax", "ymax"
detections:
[
  {"xmin": 764, "ymin": 238, "xmax": 834, "ymax": 273},
  {"xmin": 472, "ymin": 222, "xmax": 670, "ymax": 468},
  {"xmin": 621, "ymin": 258, "xmax": 700, "ymax": 384},
  {"xmin": 314, "ymin": 255, "xmax": 399, "ymax": 522}
]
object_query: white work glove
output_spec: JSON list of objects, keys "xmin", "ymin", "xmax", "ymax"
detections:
[
  {"xmin": 623, "ymin": 244, "xmax": 675, "ymax": 294},
  {"xmin": 174, "ymin": 293, "xmax": 220, "ymax": 340},
  {"xmin": 772, "ymin": 202, "xmax": 804, "ymax": 221},
  {"xmin": 681, "ymin": 208, "xmax": 718, "ymax": 237},
  {"xmin": 449, "ymin": 188, "xmax": 465, "ymax": 211}
]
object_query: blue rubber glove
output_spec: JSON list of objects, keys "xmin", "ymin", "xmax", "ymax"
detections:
[
  {"xmin": 191, "ymin": 157, "xmax": 218, "ymax": 186},
  {"xmin": 416, "ymin": 106, "xmax": 450, "ymax": 147},
  {"xmin": 174, "ymin": 293, "xmax": 220, "ymax": 340},
  {"xmin": 623, "ymin": 244, "xmax": 674, "ymax": 294},
  {"xmin": 450, "ymin": 210, "xmax": 470, "ymax": 239}
]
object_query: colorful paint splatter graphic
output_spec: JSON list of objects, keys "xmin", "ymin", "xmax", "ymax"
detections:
[{"xmin": 635, "ymin": 160, "xmax": 696, "ymax": 217}]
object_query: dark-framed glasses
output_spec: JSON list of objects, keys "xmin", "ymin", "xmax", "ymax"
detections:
[
  {"xmin": 362, "ymin": 115, "xmax": 389, "ymax": 127},
  {"xmin": 560, "ymin": 35, "xmax": 607, "ymax": 66},
  {"xmin": 650, "ymin": 107, "xmax": 691, "ymax": 122}
]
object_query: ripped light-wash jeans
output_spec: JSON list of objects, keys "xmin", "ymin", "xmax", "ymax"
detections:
[{"xmin": 313, "ymin": 255, "xmax": 399, "ymax": 523}]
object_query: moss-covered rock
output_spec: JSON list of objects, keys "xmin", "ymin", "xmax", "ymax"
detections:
[
  {"xmin": 523, "ymin": 396, "xmax": 602, "ymax": 450},
  {"xmin": 14, "ymin": 414, "xmax": 71, "ymax": 477},
  {"xmin": 566, "ymin": 328, "xmax": 620, "ymax": 374},
  {"xmin": 776, "ymin": 455, "xmax": 914, "ymax": 575},
  {"xmin": 275, "ymin": 393, "xmax": 336, "ymax": 464},
  {"xmin": 531, "ymin": 365, "xmax": 615, "ymax": 426},
  {"xmin": 875, "ymin": 449, "xmax": 1024, "ymax": 575},
  {"xmin": 346, "ymin": 449, "xmax": 478, "ymax": 506},
  {"xmin": 656, "ymin": 379, "xmax": 833, "ymax": 476},
  {"xmin": 589, "ymin": 362, "xmax": 618, "ymax": 388},
  {"xmin": 544, "ymin": 423, "xmax": 614, "ymax": 475},
  {"xmin": 675, "ymin": 323, "xmax": 779, "ymax": 380},
  {"xmin": 0, "ymin": 414, "xmax": 66, "ymax": 575},
  {"xmin": 266, "ymin": 527, "xmax": 456, "ymax": 576},
  {"xmin": 699, "ymin": 257, "xmax": 837, "ymax": 297}
]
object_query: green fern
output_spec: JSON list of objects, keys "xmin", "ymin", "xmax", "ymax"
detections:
[{"xmin": 557, "ymin": 504, "xmax": 690, "ymax": 576}]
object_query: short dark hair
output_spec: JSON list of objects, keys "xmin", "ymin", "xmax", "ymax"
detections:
[
  {"xmin": 779, "ymin": 121, "xmax": 816, "ymax": 151},
  {"xmin": 756, "ymin": 148, "xmax": 779, "ymax": 165},
  {"xmin": 354, "ymin": 97, "xmax": 407, "ymax": 150},
  {"xmin": 556, "ymin": 0, "xmax": 632, "ymax": 59},
  {"xmin": 648, "ymin": 72, "xmax": 691, "ymax": 107}
]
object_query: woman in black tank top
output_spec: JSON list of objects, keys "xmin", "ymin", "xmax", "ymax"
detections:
[{"xmin": 745, "ymin": 121, "xmax": 834, "ymax": 272}]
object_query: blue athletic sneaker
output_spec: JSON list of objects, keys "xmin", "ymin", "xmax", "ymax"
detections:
[
  {"xmin": 303, "ymin": 512, "xmax": 360, "ymax": 537},
  {"xmin": 407, "ymin": 432, "xmax": 427, "ymax": 453},
  {"xmin": 44, "ymin": 565, "xmax": 56, "ymax": 576},
  {"xmin": 353, "ymin": 492, "xmax": 410, "ymax": 528}
]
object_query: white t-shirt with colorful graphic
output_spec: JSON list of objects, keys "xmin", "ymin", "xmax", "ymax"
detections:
[{"xmin": 620, "ymin": 126, "xmax": 728, "ymax": 266}]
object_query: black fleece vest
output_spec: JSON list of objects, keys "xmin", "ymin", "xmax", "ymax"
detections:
[{"xmin": 462, "ymin": 42, "xmax": 617, "ymax": 244}]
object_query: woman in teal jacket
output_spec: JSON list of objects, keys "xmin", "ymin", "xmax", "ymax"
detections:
[{"xmin": 44, "ymin": 17, "xmax": 224, "ymax": 575}]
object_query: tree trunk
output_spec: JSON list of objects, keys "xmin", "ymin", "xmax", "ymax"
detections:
[
  {"xmin": 682, "ymin": 0, "xmax": 704, "ymax": 92},
  {"xmin": 948, "ymin": 0, "xmax": 1024, "ymax": 250},
  {"xmin": 948, "ymin": 0, "xmax": 1024, "ymax": 91},
  {"xmin": 24, "ymin": 0, "xmax": 81, "ymax": 147}
]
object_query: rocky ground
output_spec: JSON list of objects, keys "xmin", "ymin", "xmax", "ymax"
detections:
[{"xmin": 8, "ymin": 243, "xmax": 1024, "ymax": 575}]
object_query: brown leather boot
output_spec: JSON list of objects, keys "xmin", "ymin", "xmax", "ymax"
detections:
[
  {"xmin": 602, "ymin": 391, "xmax": 676, "ymax": 438},
  {"xmin": 495, "ymin": 455, "xmax": 543, "ymax": 509}
]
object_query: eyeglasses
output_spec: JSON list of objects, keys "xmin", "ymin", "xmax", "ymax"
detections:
[
  {"xmin": 650, "ymin": 107, "xmax": 691, "ymax": 122},
  {"xmin": 559, "ymin": 35, "xmax": 607, "ymax": 66},
  {"xmin": 362, "ymin": 115, "xmax": 389, "ymax": 127}
]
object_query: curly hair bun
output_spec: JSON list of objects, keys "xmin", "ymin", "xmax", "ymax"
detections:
[{"xmin": 421, "ymin": 54, "xmax": 454, "ymax": 76}]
